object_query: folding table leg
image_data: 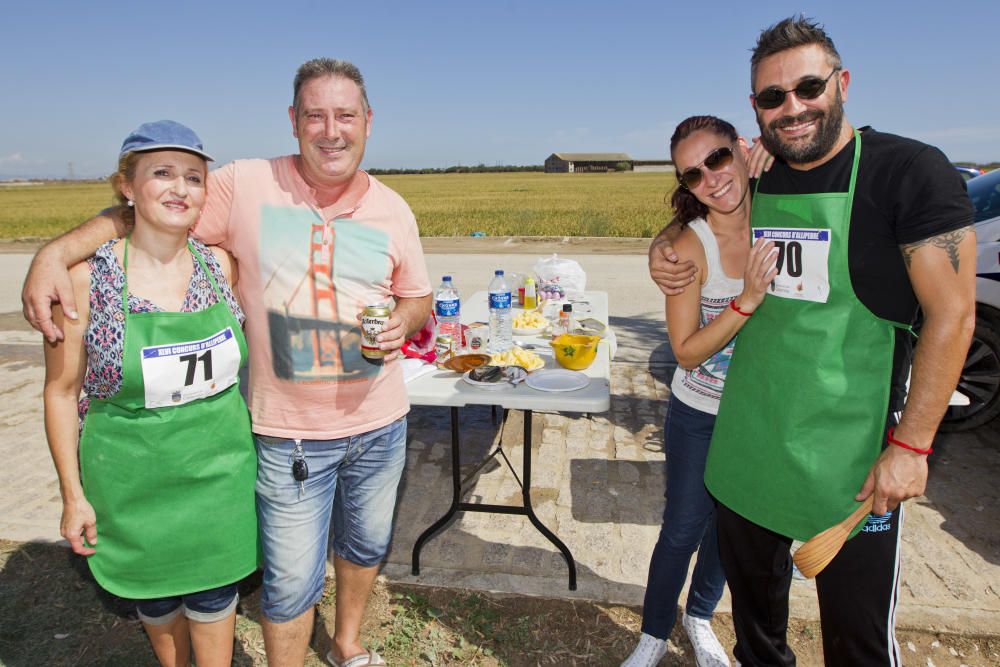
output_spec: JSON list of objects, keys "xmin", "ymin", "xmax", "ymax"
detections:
[
  {"xmin": 520, "ymin": 410, "xmax": 577, "ymax": 590},
  {"xmin": 411, "ymin": 406, "xmax": 462, "ymax": 575},
  {"xmin": 411, "ymin": 407, "xmax": 578, "ymax": 590}
]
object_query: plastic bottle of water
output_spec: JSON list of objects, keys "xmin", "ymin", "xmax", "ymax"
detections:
[
  {"xmin": 434, "ymin": 275, "xmax": 462, "ymax": 343},
  {"xmin": 488, "ymin": 269, "xmax": 513, "ymax": 354}
]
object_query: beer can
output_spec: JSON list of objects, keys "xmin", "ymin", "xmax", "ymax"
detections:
[
  {"xmin": 435, "ymin": 335, "xmax": 454, "ymax": 366},
  {"xmin": 361, "ymin": 303, "xmax": 391, "ymax": 360}
]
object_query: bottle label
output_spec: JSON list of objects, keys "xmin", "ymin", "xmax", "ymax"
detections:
[
  {"xmin": 489, "ymin": 291, "xmax": 512, "ymax": 309},
  {"xmin": 435, "ymin": 298, "xmax": 460, "ymax": 317}
]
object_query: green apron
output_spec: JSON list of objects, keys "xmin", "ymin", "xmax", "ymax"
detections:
[
  {"xmin": 80, "ymin": 239, "xmax": 259, "ymax": 599},
  {"xmin": 705, "ymin": 132, "xmax": 907, "ymax": 541}
]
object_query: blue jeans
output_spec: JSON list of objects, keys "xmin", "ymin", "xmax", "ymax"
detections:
[
  {"xmin": 135, "ymin": 583, "xmax": 239, "ymax": 625},
  {"xmin": 640, "ymin": 394, "xmax": 726, "ymax": 639},
  {"xmin": 254, "ymin": 417, "xmax": 407, "ymax": 622}
]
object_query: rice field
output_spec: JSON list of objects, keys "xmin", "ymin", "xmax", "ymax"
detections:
[
  {"xmin": 0, "ymin": 182, "xmax": 119, "ymax": 240},
  {"xmin": 379, "ymin": 172, "xmax": 675, "ymax": 237},
  {"xmin": 0, "ymin": 172, "xmax": 678, "ymax": 240}
]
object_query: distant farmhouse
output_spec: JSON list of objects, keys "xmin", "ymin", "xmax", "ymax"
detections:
[{"xmin": 544, "ymin": 153, "xmax": 672, "ymax": 173}]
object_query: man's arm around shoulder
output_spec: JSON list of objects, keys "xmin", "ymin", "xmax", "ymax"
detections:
[
  {"xmin": 22, "ymin": 209, "xmax": 129, "ymax": 342},
  {"xmin": 648, "ymin": 222, "xmax": 697, "ymax": 297}
]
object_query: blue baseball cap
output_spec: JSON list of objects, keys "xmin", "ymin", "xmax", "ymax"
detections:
[{"xmin": 119, "ymin": 120, "xmax": 214, "ymax": 161}]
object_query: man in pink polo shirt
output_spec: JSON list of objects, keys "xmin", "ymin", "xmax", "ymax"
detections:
[{"xmin": 24, "ymin": 59, "xmax": 431, "ymax": 667}]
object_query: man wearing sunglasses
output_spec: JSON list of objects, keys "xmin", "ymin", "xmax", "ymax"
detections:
[{"xmin": 649, "ymin": 16, "xmax": 974, "ymax": 666}]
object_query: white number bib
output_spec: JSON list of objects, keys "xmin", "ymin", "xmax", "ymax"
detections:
[
  {"xmin": 140, "ymin": 327, "xmax": 241, "ymax": 409},
  {"xmin": 753, "ymin": 227, "xmax": 832, "ymax": 304}
]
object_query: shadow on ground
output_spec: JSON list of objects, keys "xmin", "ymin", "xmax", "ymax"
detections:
[
  {"xmin": 396, "ymin": 404, "xmax": 651, "ymax": 601},
  {"xmin": 0, "ymin": 541, "xmax": 258, "ymax": 666},
  {"xmin": 608, "ymin": 314, "xmax": 674, "ymax": 368},
  {"xmin": 923, "ymin": 419, "xmax": 1000, "ymax": 567}
]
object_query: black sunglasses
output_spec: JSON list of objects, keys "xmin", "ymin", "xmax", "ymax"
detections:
[
  {"xmin": 753, "ymin": 68, "xmax": 841, "ymax": 110},
  {"xmin": 678, "ymin": 146, "xmax": 734, "ymax": 189}
]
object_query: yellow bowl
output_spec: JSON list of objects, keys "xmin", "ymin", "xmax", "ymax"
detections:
[{"xmin": 549, "ymin": 334, "xmax": 601, "ymax": 370}]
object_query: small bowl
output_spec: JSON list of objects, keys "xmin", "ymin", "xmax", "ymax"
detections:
[
  {"xmin": 443, "ymin": 354, "xmax": 491, "ymax": 373},
  {"xmin": 549, "ymin": 334, "xmax": 600, "ymax": 370}
]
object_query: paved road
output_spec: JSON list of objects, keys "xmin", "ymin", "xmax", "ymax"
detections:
[
  {"xmin": 0, "ymin": 254, "xmax": 32, "ymax": 314},
  {"xmin": 2, "ymin": 243, "xmax": 998, "ymax": 635}
]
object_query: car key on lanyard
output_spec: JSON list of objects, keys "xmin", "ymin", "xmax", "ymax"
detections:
[{"xmin": 290, "ymin": 439, "xmax": 308, "ymax": 496}]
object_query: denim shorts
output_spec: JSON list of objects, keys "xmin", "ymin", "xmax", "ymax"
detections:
[
  {"xmin": 134, "ymin": 583, "xmax": 239, "ymax": 625},
  {"xmin": 254, "ymin": 417, "xmax": 407, "ymax": 622}
]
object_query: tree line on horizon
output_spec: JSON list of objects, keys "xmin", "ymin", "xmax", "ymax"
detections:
[
  {"xmin": 367, "ymin": 164, "xmax": 544, "ymax": 175},
  {"xmin": 6, "ymin": 161, "xmax": 1000, "ymax": 183}
]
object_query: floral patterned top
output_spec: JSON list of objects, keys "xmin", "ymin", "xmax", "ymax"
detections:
[{"xmin": 79, "ymin": 238, "xmax": 244, "ymax": 418}]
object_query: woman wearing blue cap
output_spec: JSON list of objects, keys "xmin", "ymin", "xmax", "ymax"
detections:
[{"xmin": 43, "ymin": 120, "xmax": 258, "ymax": 667}]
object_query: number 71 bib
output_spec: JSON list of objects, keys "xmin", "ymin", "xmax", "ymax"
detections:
[
  {"xmin": 140, "ymin": 327, "xmax": 241, "ymax": 409},
  {"xmin": 753, "ymin": 227, "xmax": 831, "ymax": 303}
]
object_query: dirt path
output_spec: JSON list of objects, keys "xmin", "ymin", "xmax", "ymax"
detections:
[{"xmin": 2, "ymin": 540, "xmax": 997, "ymax": 666}]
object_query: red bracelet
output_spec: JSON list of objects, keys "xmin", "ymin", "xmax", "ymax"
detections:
[
  {"xmin": 887, "ymin": 427, "xmax": 932, "ymax": 455},
  {"xmin": 730, "ymin": 300, "xmax": 753, "ymax": 317}
]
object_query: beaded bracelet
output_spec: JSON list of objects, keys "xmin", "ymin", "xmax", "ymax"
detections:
[{"xmin": 887, "ymin": 427, "xmax": 932, "ymax": 456}]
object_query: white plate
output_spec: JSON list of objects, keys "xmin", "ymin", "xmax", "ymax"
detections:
[
  {"xmin": 462, "ymin": 370, "xmax": 511, "ymax": 390},
  {"xmin": 525, "ymin": 369, "xmax": 590, "ymax": 392},
  {"xmin": 513, "ymin": 325, "xmax": 546, "ymax": 336}
]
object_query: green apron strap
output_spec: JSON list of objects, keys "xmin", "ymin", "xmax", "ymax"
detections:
[
  {"xmin": 121, "ymin": 236, "xmax": 130, "ymax": 314},
  {"xmin": 846, "ymin": 129, "xmax": 861, "ymax": 203},
  {"xmin": 188, "ymin": 240, "xmax": 224, "ymax": 297}
]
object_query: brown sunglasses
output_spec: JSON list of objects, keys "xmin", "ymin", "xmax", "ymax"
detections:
[{"xmin": 678, "ymin": 146, "xmax": 734, "ymax": 189}]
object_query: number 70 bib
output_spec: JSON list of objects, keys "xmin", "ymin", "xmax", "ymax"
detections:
[
  {"xmin": 753, "ymin": 227, "xmax": 831, "ymax": 304},
  {"xmin": 140, "ymin": 327, "xmax": 241, "ymax": 409}
]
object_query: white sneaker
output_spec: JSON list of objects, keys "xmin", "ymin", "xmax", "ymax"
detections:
[
  {"xmin": 682, "ymin": 613, "xmax": 730, "ymax": 667},
  {"xmin": 620, "ymin": 632, "xmax": 667, "ymax": 667}
]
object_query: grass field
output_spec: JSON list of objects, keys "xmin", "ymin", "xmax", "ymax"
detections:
[
  {"xmin": 0, "ymin": 172, "xmax": 677, "ymax": 240},
  {"xmin": 0, "ymin": 182, "xmax": 119, "ymax": 240}
]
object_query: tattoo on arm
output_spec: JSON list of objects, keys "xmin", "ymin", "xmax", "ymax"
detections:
[{"xmin": 900, "ymin": 226, "xmax": 972, "ymax": 273}]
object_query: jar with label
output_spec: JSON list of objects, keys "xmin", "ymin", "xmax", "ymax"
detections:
[{"xmin": 551, "ymin": 303, "xmax": 573, "ymax": 338}]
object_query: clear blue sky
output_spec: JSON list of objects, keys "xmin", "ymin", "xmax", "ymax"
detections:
[{"xmin": 2, "ymin": 0, "xmax": 997, "ymax": 179}]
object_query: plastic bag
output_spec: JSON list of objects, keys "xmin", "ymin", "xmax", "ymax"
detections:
[
  {"xmin": 400, "ymin": 315, "xmax": 437, "ymax": 362},
  {"xmin": 533, "ymin": 254, "xmax": 586, "ymax": 298}
]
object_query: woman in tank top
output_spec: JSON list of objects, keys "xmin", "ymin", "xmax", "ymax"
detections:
[{"xmin": 622, "ymin": 116, "xmax": 777, "ymax": 667}]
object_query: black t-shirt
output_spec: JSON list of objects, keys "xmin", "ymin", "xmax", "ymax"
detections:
[{"xmin": 754, "ymin": 127, "xmax": 974, "ymax": 408}]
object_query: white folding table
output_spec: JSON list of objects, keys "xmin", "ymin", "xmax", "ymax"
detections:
[{"xmin": 406, "ymin": 291, "xmax": 612, "ymax": 590}]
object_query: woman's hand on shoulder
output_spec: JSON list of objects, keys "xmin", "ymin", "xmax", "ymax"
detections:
[
  {"xmin": 61, "ymin": 496, "xmax": 97, "ymax": 556},
  {"xmin": 745, "ymin": 136, "xmax": 774, "ymax": 179}
]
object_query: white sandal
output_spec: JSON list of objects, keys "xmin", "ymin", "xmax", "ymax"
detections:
[{"xmin": 325, "ymin": 649, "xmax": 386, "ymax": 667}]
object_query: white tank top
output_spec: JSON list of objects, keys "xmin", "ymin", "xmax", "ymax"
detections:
[{"xmin": 670, "ymin": 217, "xmax": 744, "ymax": 415}]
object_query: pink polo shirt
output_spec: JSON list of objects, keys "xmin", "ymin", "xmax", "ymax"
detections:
[{"xmin": 194, "ymin": 156, "xmax": 430, "ymax": 439}]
